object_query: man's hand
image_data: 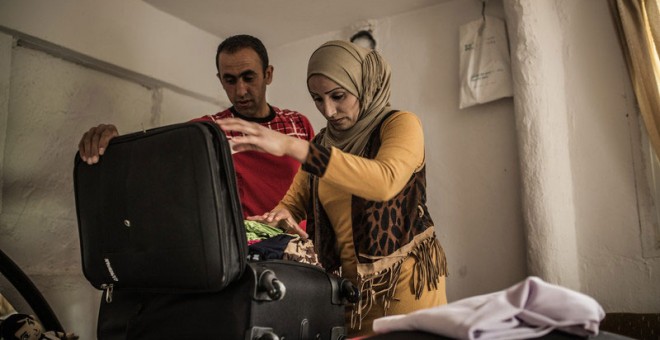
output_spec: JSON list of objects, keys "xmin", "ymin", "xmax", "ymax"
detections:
[{"xmin": 78, "ymin": 124, "xmax": 119, "ymax": 165}]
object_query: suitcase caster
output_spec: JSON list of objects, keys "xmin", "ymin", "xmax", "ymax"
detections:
[
  {"xmin": 331, "ymin": 326, "xmax": 347, "ymax": 340},
  {"xmin": 257, "ymin": 269, "xmax": 286, "ymax": 301},
  {"xmin": 248, "ymin": 327, "xmax": 280, "ymax": 340},
  {"xmin": 256, "ymin": 332, "xmax": 279, "ymax": 340},
  {"xmin": 340, "ymin": 279, "xmax": 360, "ymax": 304}
]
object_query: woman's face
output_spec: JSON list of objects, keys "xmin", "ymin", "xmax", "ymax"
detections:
[{"xmin": 308, "ymin": 75, "xmax": 360, "ymax": 131}]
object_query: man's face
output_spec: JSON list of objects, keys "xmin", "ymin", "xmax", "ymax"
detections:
[{"xmin": 217, "ymin": 48, "xmax": 273, "ymax": 118}]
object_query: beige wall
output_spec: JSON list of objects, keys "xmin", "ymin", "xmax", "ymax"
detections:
[
  {"xmin": 501, "ymin": 0, "xmax": 660, "ymax": 312},
  {"xmin": 0, "ymin": 2, "xmax": 225, "ymax": 337},
  {"xmin": 269, "ymin": 0, "xmax": 660, "ymax": 312},
  {"xmin": 0, "ymin": 38, "xmax": 223, "ymax": 339},
  {"xmin": 0, "ymin": 0, "xmax": 224, "ymax": 103},
  {"xmin": 560, "ymin": 0, "xmax": 660, "ymax": 311},
  {"xmin": 0, "ymin": 0, "xmax": 658, "ymax": 339},
  {"xmin": 269, "ymin": 0, "xmax": 527, "ymax": 302}
]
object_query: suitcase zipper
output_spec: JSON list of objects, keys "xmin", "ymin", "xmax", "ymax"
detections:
[{"xmin": 100, "ymin": 283, "xmax": 114, "ymax": 303}]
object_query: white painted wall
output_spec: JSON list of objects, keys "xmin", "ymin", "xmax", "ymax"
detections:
[
  {"xmin": 0, "ymin": 0, "xmax": 658, "ymax": 339},
  {"xmin": 270, "ymin": 0, "xmax": 660, "ymax": 312},
  {"xmin": 0, "ymin": 41, "xmax": 222, "ymax": 339},
  {"xmin": 504, "ymin": 0, "xmax": 582, "ymax": 291},
  {"xmin": 558, "ymin": 1, "xmax": 660, "ymax": 311},
  {"xmin": 0, "ymin": 2, "xmax": 224, "ymax": 337},
  {"xmin": 0, "ymin": 32, "xmax": 10, "ymax": 214},
  {"xmin": 269, "ymin": 0, "xmax": 527, "ymax": 302},
  {"xmin": 0, "ymin": 0, "xmax": 225, "ymax": 103},
  {"xmin": 501, "ymin": 0, "xmax": 660, "ymax": 312}
]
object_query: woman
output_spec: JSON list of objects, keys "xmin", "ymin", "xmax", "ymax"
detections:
[{"xmin": 217, "ymin": 40, "xmax": 447, "ymax": 336}]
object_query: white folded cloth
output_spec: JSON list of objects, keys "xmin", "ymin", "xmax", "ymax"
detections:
[{"xmin": 372, "ymin": 276, "xmax": 605, "ymax": 340}]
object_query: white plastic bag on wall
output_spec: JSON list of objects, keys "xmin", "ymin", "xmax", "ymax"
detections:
[{"xmin": 459, "ymin": 15, "xmax": 513, "ymax": 109}]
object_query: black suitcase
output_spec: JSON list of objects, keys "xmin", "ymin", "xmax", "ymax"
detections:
[
  {"xmin": 73, "ymin": 122, "xmax": 247, "ymax": 295},
  {"xmin": 97, "ymin": 260, "xmax": 360, "ymax": 340}
]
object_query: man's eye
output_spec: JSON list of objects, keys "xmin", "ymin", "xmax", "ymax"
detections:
[{"xmin": 224, "ymin": 78, "xmax": 236, "ymax": 84}]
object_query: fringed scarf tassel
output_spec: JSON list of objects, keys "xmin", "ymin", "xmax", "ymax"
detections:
[
  {"xmin": 351, "ymin": 259, "xmax": 404, "ymax": 331},
  {"xmin": 350, "ymin": 235, "xmax": 447, "ymax": 330},
  {"xmin": 411, "ymin": 236, "xmax": 448, "ymax": 299}
]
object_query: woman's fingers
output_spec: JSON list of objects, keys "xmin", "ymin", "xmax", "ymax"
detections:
[
  {"xmin": 284, "ymin": 218, "xmax": 309, "ymax": 240},
  {"xmin": 216, "ymin": 117, "xmax": 257, "ymax": 135},
  {"xmin": 247, "ymin": 210, "xmax": 308, "ymax": 240},
  {"xmin": 246, "ymin": 211, "xmax": 285, "ymax": 226},
  {"xmin": 216, "ymin": 118, "xmax": 289, "ymax": 156}
]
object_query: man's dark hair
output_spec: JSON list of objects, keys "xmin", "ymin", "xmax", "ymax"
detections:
[{"xmin": 215, "ymin": 34, "xmax": 269, "ymax": 73}]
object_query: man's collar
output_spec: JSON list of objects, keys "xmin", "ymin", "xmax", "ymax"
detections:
[{"xmin": 230, "ymin": 105, "xmax": 275, "ymax": 123}]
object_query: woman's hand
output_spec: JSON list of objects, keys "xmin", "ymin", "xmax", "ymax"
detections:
[
  {"xmin": 215, "ymin": 118, "xmax": 309, "ymax": 163},
  {"xmin": 248, "ymin": 207, "xmax": 308, "ymax": 240}
]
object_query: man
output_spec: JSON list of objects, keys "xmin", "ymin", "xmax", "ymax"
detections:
[{"xmin": 78, "ymin": 35, "xmax": 314, "ymax": 226}]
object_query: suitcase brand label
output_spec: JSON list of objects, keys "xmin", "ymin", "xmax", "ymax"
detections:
[{"xmin": 104, "ymin": 258, "xmax": 119, "ymax": 282}]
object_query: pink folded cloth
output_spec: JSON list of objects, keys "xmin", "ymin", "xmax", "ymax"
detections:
[{"xmin": 372, "ymin": 276, "xmax": 605, "ymax": 340}]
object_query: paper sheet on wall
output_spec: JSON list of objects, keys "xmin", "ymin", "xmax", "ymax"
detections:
[{"xmin": 459, "ymin": 16, "xmax": 513, "ymax": 109}]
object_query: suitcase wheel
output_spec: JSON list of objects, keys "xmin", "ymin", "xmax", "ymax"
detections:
[
  {"xmin": 257, "ymin": 269, "xmax": 286, "ymax": 301},
  {"xmin": 340, "ymin": 279, "xmax": 360, "ymax": 303},
  {"xmin": 249, "ymin": 327, "xmax": 280, "ymax": 340}
]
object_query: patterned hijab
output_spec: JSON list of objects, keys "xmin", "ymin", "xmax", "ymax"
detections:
[{"xmin": 307, "ymin": 40, "xmax": 392, "ymax": 156}]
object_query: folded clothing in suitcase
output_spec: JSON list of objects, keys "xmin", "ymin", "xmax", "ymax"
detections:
[
  {"xmin": 73, "ymin": 122, "xmax": 247, "ymax": 295},
  {"xmin": 97, "ymin": 260, "xmax": 360, "ymax": 340}
]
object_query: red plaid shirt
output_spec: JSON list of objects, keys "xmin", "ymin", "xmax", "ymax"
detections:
[{"xmin": 192, "ymin": 106, "xmax": 315, "ymax": 222}]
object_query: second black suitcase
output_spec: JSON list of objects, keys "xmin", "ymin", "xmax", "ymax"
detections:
[{"xmin": 98, "ymin": 260, "xmax": 359, "ymax": 340}]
